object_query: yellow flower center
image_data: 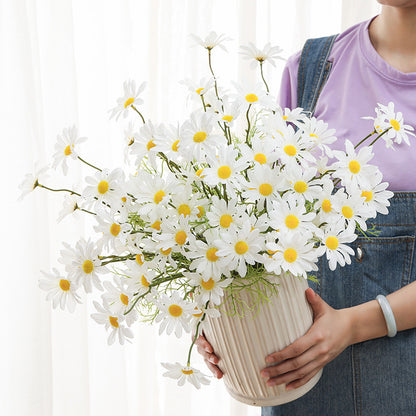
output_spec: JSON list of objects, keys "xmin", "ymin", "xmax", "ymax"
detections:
[
  {"xmin": 254, "ymin": 153, "xmax": 267, "ymax": 164},
  {"xmin": 235, "ymin": 241, "xmax": 249, "ymax": 255},
  {"xmin": 59, "ymin": 279, "xmax": 70, "ymax": 291},
  {"xmin": 154, "ymin": 190, "xmax": 165, "ymax": 204},
  {"xmin": 220, "ymin": 214, "xmax": 233, "ymax": 228},
  {"xmin": 206, "ymin": 248, "xmax": 219, "ymax": 262},
  {"xmin": 259, "ymin": 183, "xmax": 273, "ymax": 196},
  {"xmin": 121, "ymin": 196, "xmax": 127, "ymax": 203},
  {"xmin": 222, "ymin": 115, "xmax": 233, "ymax": 122},
  {"xmin": 64, "ymin": 145, "xmax": 72, "ymax": 156},
  {"xmin": 267, "ymin": 249, "xmax": 278, "ymax": 255},
  {"xmin": 283, "ymin": 248, "xmax": 297, "ymax": 263},
  {"xmin": 97, "ymin": 181, "xmax": 109, "ymax": 194},
  {"xmin": 124, "ymin": 97, "xmax": 134, "ymax": 108},
  {"xmin": 197, "ymin": 206, "xmax": 205, "ymax": 218},
  {"xmin": 147, "ymin": 140, "xmax": 156, "ymax": 151},
  {"xmin": 181, "ymin": 369, "xmax": 194, "ymax": 375},
  {"xmin": 342, "ymin": 206, "xmax": 354, "ymax": 219},
  {"xmin": 294, "ymin": 181, "xmax": 307, "ymax": 193},
  {"xmin": 322, "ymin": 199, "xmax": 332, "ymax": 213},
  {"xmin": 193, "ymin": 131, "xmax": 207, "ymax": 143},
  {"xmin": 196, "ymin": 87, "xmax": 204, "ymax": 94},
  {"xmin": 110, "ymin": 223, "xmax": 121, "ymax": 237},
  {"xmin": 283, "ymin": 115, "xmax": 288, "ymax": 120},
  {"xmin": 120, "ymin": 294, "xmax": 129, "ymax": 306},
  {"xmin": 285, "ymin": 215, "xmax": 299, "ymax": 229},
  {"xmin": 175, "ymin": 231, "xmax": 187, "ymax": 245},
  {"xmin": 168, "ymin": 304, "xmax": 183, "ymax": 317},
  {"xmin": 310, "ymin": 133, "xmax": 318, "ymax": 139},
  {"xmin": 151, "ymin": 220, "xmax": 161, "ymax": 230},
  {"xmin": 141, "ymin": 275, "xmax": 150, "ymax": 287},
  {"xmin": 82, "ymin": 260, "xmax": 94, "ymax": 274},
  {"xmin": 109, "ymin": 316, "xmax": 119, "ymax": 328},
  {"xmin": 201, "ymin": 278, "xmax": 215, "ymax": 291},
  {"xmin": 217, "ymin": 165, "xmax": 232, "ymax": 179},
  {"xmin": 196, "ymin": 168, "xmax": 204, "ymax": 177},
  {"xmin": 284, "ymin": 145, "xmax": 297, "ymax": 156},
  {"xmin": 136, "ymin": 253, "xmax": 144, "ymax": 265},
  {"xmin": 349, "ymin": 160, "xmax": 361, "ymax": 174},
  {"xmin": 361, "ymin": 190, "xmax": 373, "ymax": 202},
  {"xmin": 390, "ymin": 119, "xmax": 400, "ymax": 131},
  {"xmin": 245, "ymin": 93, "xmax": 258, "ymax": 103},
  {"xmin": 178, "ymin": 204, "xmax": 191, "ymax": 217},
  {"xmin": 193, "ymin": 308, "xmax": 203, "ymax": 318},
  {"xmin": 171, "ymin": 140, "xmax": 180, "ymax": 152},
  {"xmin": 160, "ymin": 247, "xmax": 172, "ymax": 256},
  {"xmin": 325, "ymin": 236, "xmax": 339, "ymax": 250}
]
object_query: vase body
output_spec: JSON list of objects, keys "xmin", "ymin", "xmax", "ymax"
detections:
[{"xmin": 203, "ymin": 273, "xmax": 322, "ymax": 407}]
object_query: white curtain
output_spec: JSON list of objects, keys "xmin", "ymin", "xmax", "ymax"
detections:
[{"xmin": 2, "ymin": 1, "xmax": 380, "ymax": 415}]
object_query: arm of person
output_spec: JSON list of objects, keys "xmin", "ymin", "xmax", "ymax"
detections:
[{"xmin": 260, "ymin": 282, "xmax": 416, "ymax": 390}]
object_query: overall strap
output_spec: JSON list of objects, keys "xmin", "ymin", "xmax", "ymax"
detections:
[{"xmin": 297, "ymin": 34, "xmax": 338, "ymax": 117}]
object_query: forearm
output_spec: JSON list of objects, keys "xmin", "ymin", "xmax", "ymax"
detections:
[{"xmin": 347, "ymin": 280, "xmax": 416, "ymax": 345}]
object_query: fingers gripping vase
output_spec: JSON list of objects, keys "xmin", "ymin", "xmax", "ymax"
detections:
[{"xmin": 203, "ymin": 273, "xmax": 322, "ymax": 407}]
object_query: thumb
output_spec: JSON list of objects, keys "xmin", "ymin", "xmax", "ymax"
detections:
[{"xmin": 305, "ymin": 288, "xmax": 328, "ymax": 318}]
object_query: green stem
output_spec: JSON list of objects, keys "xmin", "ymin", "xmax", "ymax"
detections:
[
  {"xmin": 208, "ymin": 49, "xmax": 221, "ymax": 103},
  {"xmin": 201, "ymin": 95, "xmax": 207, "ymax": 112},
  {"xmin": 131, "ymin": 104, "xmax": 146, "ymax": 124},
  {"xmin": 259, "ymin": 61, "xmax": 269, "ymax": 93},
  {"xmin": 369, "ymin": 127, "xmax": 391, "ymax": 146},
  {"xmin": 245, "ymin": 104, "xmax": 252, "ymax": 145},
  {"xmin": 79, "ymin": 207, "xmax": 96, "ymax": 216},
  {"xmin": 186, "ymin": 301, "xmax": 210, "ymax": 366},
  {"xmin": 354, "ymin": 129, "xmax": 376, "ymax": 149},
  {"xmin": 77, "ymin": 156, "xmax": 102, "ymax": 172},
  {"xmin": 38, "ymin": 184, "xmax": 81, "ymax": 196}
]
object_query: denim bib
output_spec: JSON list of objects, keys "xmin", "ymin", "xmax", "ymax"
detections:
[{"xmin": 263, "ymin": 36, "xmax": 416, "ymax": 416}]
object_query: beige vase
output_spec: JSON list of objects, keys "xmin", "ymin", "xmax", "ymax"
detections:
[{"xmin": 203, "ymin": 272, "xmax": 323, "ymax": 407}]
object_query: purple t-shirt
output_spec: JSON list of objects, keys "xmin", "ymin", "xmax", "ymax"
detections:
[{"xmin": 279, "ymin": 17, "xmax": 416, "ymax": 191}]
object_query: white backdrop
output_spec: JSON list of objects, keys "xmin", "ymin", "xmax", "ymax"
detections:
[{"xmin": 1, "ymin": 1, "xmax": 380, "ymax": 415}]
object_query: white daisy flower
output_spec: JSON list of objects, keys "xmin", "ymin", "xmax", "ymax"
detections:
[
  {"xmin": 187, "ymin": 228, "xmax": 226, "ymax": 280},
  {"xmin": 52, "ymin": 125, "xmax": 87, "ymax": 175},
  {"xmin": 125, "ymin": 259, "xmax": 156, "ymax": 297},
  {"xmin": 180, "ymin": 77, "xmax": 215, "ymax": 98},
  {"xmin": 189, "ymin": 31, "xmax": 230, "ymax": 51},
  {"xmin": 143, "ymin": 237, "xmax": 178, "ymax": 269},
  {"xmin": 203, "ymin": 144, "xmax": 249, "ymax": 195},
  {"xmin": 316, "ymin": 220, "xmax": 357, "ymax": 271},
  {"xmin": 239, "ymin": 137, "xmax": 279, "ymax": 167},
  {"xmin": 315, "ymin": 179, "xmax": 336, "ymax": 224},
  {"xmin": 282, "ymin": 164, "xmax": 323, "ymax": 202},
  {"xmin": 242, "ymin": 164, "xmax": 282, "ymax": 205},
  {"xmin": 301, "ymin": 117, "xmax": 337, "ymax": 157},
  {"xmin": 58, "ymin": 238, "xmax": 105, "ymax": 293},
  {"xmin": 18, "ymin": 165, "xmax": 49, "ymax": 200},
  {"xmin": 232, "ymin": 82, "xmax": 276, "ymax": 110},
  {"xmin": 190, "ymin": 306, "xmax": 221, "ymax": 332},
  {"xmin": 128, "ymin": 120, "xmax": 161, "ymax": 168},
  {"xmin": 57, "ymin": 194, "xmax": 82, "ymax": 223},
  {"xmin": 215, "ymin": 221, "xmax": 264, "ymax": 277},
  {"xmin": 208, "ymin": 96, "xmax": 242, "ymax": 127},
  {"xmin": 170, "ymin": 184, "xmax": 205, "ymax": 220},
  {"xmin": 332, "ymin": 140, "xmax": 378, "ymax": 189},
  {"xmin": 109, "ymin": 80, "xmax": 146, "ymax": 121},
  {"xmin": 123, "ymin": 121, "xmax": 139, "ymax": 164},
  {"xmin": 39, "ymin": 268, "xmax": 81, "ymax": 312},
  {"xmin": 187, "ymin": 272, "xmax": 232, "ymax": 306},
  {"xmin": 265, "ymin": 233, "xmax": 318, "ymax": 278},
  {"xmin": 240, "ymin": 42, "xmax": 285, "ymax": 68},
  {"xmin": 91, "ymin": 301, "xmax": 134, "ymax": 345},
  {"xmin": 155, "ymin": 292, "xmax": 194, "ymax": 338},
  {"xmin": 155, "ymin": 216, "xmax": 196, "ymax": 254},
  {"xmin": 277, "ymin": 107, "xmax": 309, "ymax": 126},
  {"xmin": 356, "ymin": 172, "xmax": 393, "ymax": 217},
  {"xmin": 102, "ymin": 278, "xmax": 137, "ymax": 326},
  {"xmin": 82, "ymin": 168, "xmax": 124, "ymax": 210},
  {"xmin": 180, "ymin": 111, "xmax": 226, "ymax": 162},
  {"xmin": 376, "ymin": 102, "xmax": 415, "ymax": 146},
  {"xmin": 152, "ymin": 123, "xmax": 184, "ymax": 163},
  {"xmin": 268, "ymin": 193, "xmax": 317, "ymax": 236},
  {"xmin": 162, "ymin": 362, "xmax": 210, "ymax": 389},
  {"xmin": 206, "ymin": 196, "xmax": 245, "ymax": 230}
]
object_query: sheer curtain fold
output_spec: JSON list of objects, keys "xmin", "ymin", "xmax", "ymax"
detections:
[{"xmin": 2, "ymin": 1, "xmax": 379, "ymax": 415}]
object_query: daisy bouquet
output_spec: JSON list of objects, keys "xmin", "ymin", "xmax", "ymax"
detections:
[{"xmin": 21, "ymin": 32, "xmax": 414, "ymax": 390}]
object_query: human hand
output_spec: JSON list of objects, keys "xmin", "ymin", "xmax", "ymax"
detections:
[
  {"xmin": 195, "ymin": 333, "xmax": 224, "ymax": 379},
  {"xmin": 261, "ymin": 288, "xmax": 353, "ymax": 390}
]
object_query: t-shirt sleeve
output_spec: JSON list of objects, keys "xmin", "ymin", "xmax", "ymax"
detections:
[{"xmin": 278, "ymin": 50, "xmax": 301, "ymax": 110}]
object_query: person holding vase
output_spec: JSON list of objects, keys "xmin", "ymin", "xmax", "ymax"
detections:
[{"xmin": 196, "ymin": 1, "xmax": 416, "ymax": 414}]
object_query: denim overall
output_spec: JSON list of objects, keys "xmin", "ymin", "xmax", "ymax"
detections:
[{"xmin": 262, "ymin": 36, "xmax": 416, "ymax": 416}]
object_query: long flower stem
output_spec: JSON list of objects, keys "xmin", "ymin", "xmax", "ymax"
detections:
[
  {"xmin": 208, "ymin": 49, "xmax": 221, "ymax": 104},
  {"xmin": 38, "ymin": 184, "xmax": 81, "ymax": 196},
  {"xmin": 354, "ymin": 129, "xmax": 376, "ymax": 149},
  {"xmin": 186, "ymin": 301, "xmax": 209, "ymax": 366},
  {"xmin": 245, "ymin": 104, "xmax": 252, "ymax": 145},
  {"xmin": 77, "ymin": 156, "xmax": 102, "ymax": 172},
  {"xmin": 201, "ymin": 95, "xmax": 207, "ymax": 112},
  {"xmin": 131, "ymin": 104, "xmax": 146, "ymax": 124},
  {"xmin": 79, "ymin": 208, "xmax": 96, "ymax": 216},
  {"xmin": 369, "ymin": 127, "xmax": 391, "ymax": 146},
  {"xmin": 260, "ymin": 61, "xmax": 269, "ymax": 93}
]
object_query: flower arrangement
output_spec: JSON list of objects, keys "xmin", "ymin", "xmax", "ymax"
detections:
[{"xmin": 20, "ymin": 31, "xmax": 414, "ymax": 390}]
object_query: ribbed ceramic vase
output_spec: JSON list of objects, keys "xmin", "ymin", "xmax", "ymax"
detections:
[{"xmin": 203, "ymin": 272, "xmax": 322, "ymax": 407}]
